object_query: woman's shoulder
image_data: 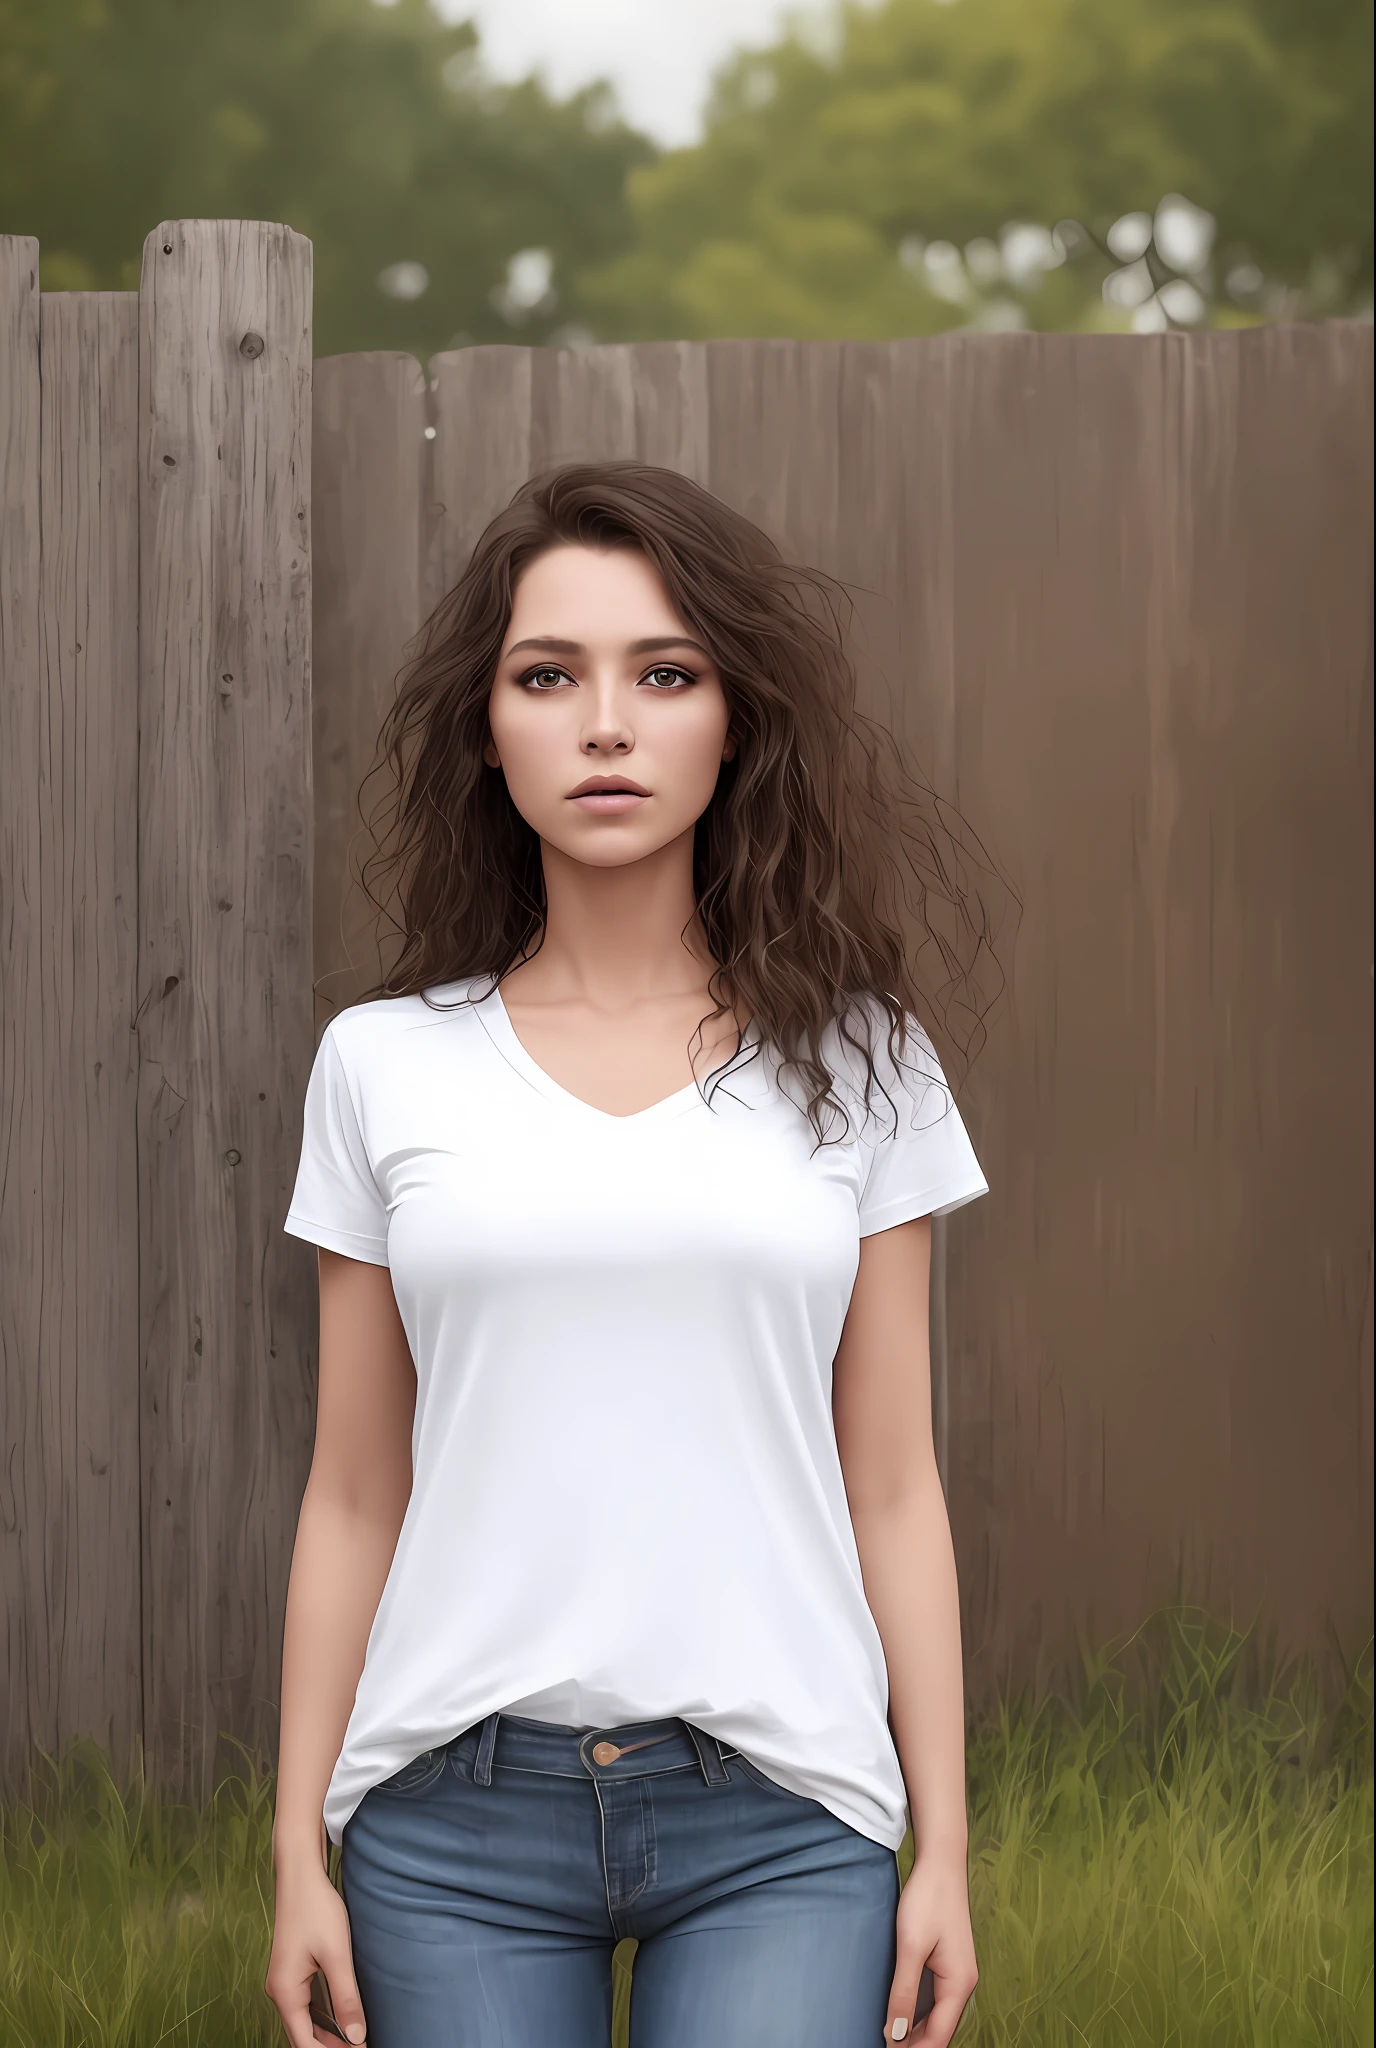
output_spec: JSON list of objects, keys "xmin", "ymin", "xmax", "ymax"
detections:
[
  {"xmin": 824, "ymin": 994, "xmax": 944, "ymax": 1082},
  {"xmin": 817, "ymin": 994, "xmax": 954, "ymax": 1134},
  {"xmin": 320, "ymin": 978, "xmax": 491, "ymax": 1073}
]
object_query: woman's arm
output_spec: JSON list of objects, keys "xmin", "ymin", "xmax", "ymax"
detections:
[
  {"xmin": 832, "ymin": 1215, "xmax": 978, "ymax": 2047},
  {"xmin": 266, "ymin": 1248, "xmax": 416, "ymax": 2048}
]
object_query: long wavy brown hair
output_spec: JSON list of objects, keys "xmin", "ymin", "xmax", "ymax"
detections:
[{"xmin": 351, "ymin": 460, "xmax": 1016, "ymax": 1142}]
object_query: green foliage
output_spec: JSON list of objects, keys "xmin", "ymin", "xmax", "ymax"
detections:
[
  {"xmin": 0, "ymin": 1611, "xmax": 1370, "ymax": 2045},
  {"xmin": 0, "ymin": 0, "xmax": 652, "ymax": 357},
  {"xmin": 579, "ymin": 0, "xmax": 1373, "ymax": 339}
]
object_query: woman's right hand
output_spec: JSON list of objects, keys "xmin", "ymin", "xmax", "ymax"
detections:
[{"xmin": 266, "ymin": 1862, "xmax": 368, "ymax": 2046}]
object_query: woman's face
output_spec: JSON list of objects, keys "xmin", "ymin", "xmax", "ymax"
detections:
[{"xmin": 485, "ymin": 543, "xmax": 735, "ymax": 869}]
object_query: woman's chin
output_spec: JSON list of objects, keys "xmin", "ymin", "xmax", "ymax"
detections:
[{"xmin": 545, "ymin": 822, "xmax": 682, "ymax": 870}]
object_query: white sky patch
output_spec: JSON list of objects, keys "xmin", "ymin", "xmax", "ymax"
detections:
[{"xmin": 430, "ymin": 0, "xmax": 818, "ymax": 146}]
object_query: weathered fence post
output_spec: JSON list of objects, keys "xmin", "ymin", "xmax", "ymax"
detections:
[
  {"xmin": 0, "ymin": 237, "xmax": 44, "ymax": 1779},
  {"xmin": 136, "ymin": 220, "xmax": 315, "ymax": 1791},
  {"xmin": 4, "ymin": 239, "xmax": 146, "ymax": 1784}
]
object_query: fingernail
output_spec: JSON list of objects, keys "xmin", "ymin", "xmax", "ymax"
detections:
[
  {"xmin": 891, "ymin": 2020, "xmax": 909, "ymax": 2041},
  {"xmin": 346, "ymin": 2027, "xmax": 366, "ymax": 2045}
]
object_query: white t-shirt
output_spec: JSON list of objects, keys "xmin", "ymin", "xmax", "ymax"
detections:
[{"xmin": 284, "ymin": 977, "xmax": 989, "ymax": 1849}]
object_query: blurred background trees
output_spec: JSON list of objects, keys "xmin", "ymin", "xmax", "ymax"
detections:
[
  {"xmin": 1, "ymin": 0, "xmax": 1369, "ymax": 357},
  {"xmin": 0, "ymin": 0, "xmax": 651, "ymax": 354},
  {"xmin": 583, "ymin": 0, "xmax": 1373, "ymax": 338}
]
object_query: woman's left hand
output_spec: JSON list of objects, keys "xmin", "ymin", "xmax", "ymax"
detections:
[{"xmin": 883, "ymin": 1849, "xmax": 978, "ymax": 2044}]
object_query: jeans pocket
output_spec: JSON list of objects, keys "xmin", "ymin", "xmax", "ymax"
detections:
[{"xmin": 382, "ymin": 1746, "xmax": 450, "ymax": 1797}]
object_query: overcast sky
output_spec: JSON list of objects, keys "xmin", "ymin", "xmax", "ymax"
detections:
[{"xmin": 432, "ymin": 0, "xmax": 811, "ymax": 147}]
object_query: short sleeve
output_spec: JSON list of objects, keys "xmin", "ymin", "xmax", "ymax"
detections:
[
  {"xmin": 284, "ymin": 1022, "xmax": 391, "ymax": 1266},
  {"xmin": 855, "ymin": 1019, "xmax": 989, "ymax": 1238}
]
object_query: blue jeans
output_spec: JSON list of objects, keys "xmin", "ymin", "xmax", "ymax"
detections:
[{"xmin": 341, "ymin": 1710, "xmax": 901, "ymax": 2046}]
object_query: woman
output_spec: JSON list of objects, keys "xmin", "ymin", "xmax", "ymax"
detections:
[{"xmin": 266, "ymin": 461, "xmax": 1003, "ymax": 2048}]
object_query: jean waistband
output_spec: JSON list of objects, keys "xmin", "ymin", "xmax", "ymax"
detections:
[{"xmin": 452, "ymin": 1712, "xmax": 740, "ymax": 1788}]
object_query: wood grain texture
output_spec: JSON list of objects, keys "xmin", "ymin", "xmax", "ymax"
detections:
[
  {"xmin": 529, "ymin": 342, "xmax": 636, "ymax": 475},
  {"xmin": 33, "ymin": 291, "xmax": 142, "ymax": 1767},
  {"xmin": 137, "ymin": 219, "xmax": 315, "ymax": 1790},
  {"xmin": 426, "ymin": 345, "xmax": 534, "ymax": 609},
  {"xmin": 311, "ymin": 352, "xmax": 426, "ymax": 1022},
  {"xmin": 626, "ymin": 342, "xmax": 711, "ymax": 482},
  {"xmin": 0, "ymin": 236, "xmax": 44, "ymax": 1779}
]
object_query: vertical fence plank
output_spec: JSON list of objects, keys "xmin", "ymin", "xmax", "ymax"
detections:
[
  {"xmin": 311, "ymin": 352, "xmax": 426, "ymax": 1018},
  {"xmin": 887, "ymin": 336, "xmax": 966, "ymax": 1502},
  {"xmin": 35, "ymin": 290, "xmax": 143, "ymax": 1767},
  {"xmin": 304, "ymin": 346, "xmax": 535, "ymax": 1005},
  {"xmin": 628, "ymin": 341, "xmax": 710, "ymax": 484},
  {"xmin": 426, "ymin": 345, "xmax": 534, "ymax": 612},
  {"xmin": 0, "ymin": 237, "xmax": 43, "ymax": 1779},
  {"xmin": 529, "ymin": 343, "xmax": 636, "ymax": 473},
  {"xmin": 1180, "ymin": 322, "xmax": 1373, "ymax": 1653},
  {"xmin": 705, "ymin": 339, "xmax": 845, "ymax": 566},
  {"xmin": 137, "ymin": 219, "xmax": 315, "ymax": 1790}
]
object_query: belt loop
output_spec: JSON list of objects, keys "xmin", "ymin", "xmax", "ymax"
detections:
[
  {"xmin": 473, "ymin": 1711, "xmax": 501, "ymax": 1786},
  {"xmin": 683, "ymin": 1720, "xmax": 730, "ymax": 1786}
]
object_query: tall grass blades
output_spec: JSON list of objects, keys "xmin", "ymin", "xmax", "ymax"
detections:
[
  {"xmin": 0, "ymin": 1746, "xmax": 278, "ymax": 2046},
  {"xmin": 962, "ymin": 1608, "xmax": 1373, "ymax": 2046}
]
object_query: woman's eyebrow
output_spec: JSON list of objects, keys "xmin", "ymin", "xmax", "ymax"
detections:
[
  {"xmin": 505, "ymin": 636, "xmax": 584, "ymax": 657},
  {"xmin": 626, "ymin": 636, "xmax": 711, "ymax": 657},
  {"xmin": 503, "ymin": 634, "xmax": 712, "ymax": 659}
]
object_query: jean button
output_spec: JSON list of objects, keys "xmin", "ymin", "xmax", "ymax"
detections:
[{"xmin": 591, "ymin": 1741, "xmax": 621, "ymax": 1765}]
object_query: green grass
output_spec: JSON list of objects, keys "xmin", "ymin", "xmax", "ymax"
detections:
[{"xmin": 1, "ymin": 1609, "xmax": 1370, "ymax": 2046}]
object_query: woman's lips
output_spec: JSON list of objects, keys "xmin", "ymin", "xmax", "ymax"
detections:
[{"xmin": 568, "ymin": 790, "xmax": 649, "ymax": 814}]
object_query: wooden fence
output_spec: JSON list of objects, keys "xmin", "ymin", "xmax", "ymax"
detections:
[{"xmin": 2, "ymin": 220, "xmax": 1372, "ymax": 1795}]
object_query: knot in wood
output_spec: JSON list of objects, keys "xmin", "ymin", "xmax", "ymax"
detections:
[{"xmin": 239, "ymin": 331, "xmax": 266, "ymax": 360}]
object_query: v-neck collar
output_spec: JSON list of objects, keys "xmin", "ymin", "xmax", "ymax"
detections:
[{"xmin": 470, "ymin": 981, "xmax": 710, "ymax": 1128}]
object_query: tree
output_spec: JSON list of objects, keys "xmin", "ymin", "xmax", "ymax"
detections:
[
  {"xmin": 0, "ymin": 0, "xmax": 652, "ymax": 358},
  {"xmin": 577, "ymin": 0, "xmax": 1373, "ymax": 340}
]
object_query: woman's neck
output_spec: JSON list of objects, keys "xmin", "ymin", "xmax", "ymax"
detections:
[{"xmin": 508, "ymin": 826, "xmax": 715, "ymax": 1010}]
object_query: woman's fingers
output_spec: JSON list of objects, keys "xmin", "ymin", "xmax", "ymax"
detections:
[
  {"xmin": 268, "ymin": 1944, "xmax": 367, "ymax": 2047},
  {"xmin": 886, "ymin": 1949, "xmax": 977, "ymax": 2045},
  {"xmin": 317, "ymin": 1941, "xmax": 369, "ymax": 2043},
  {"xmin": 914, "ymin": 1976, "xmax": 978, "ymax": 2046},
  {"xmin": 265, "ymin": 1959, "xmax": 325, "ymax": 2048},
  {"xmin": 884, "ymin": 1955, "xmax": 928, "ymax": 2040}
]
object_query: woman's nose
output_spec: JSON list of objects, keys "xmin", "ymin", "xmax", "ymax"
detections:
[{"xmin": 579, "ymin": 683, "xmax": 633, "ymax": 754}]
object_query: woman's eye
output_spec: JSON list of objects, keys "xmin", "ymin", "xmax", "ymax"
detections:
[
  {"xmin": 643, "ymin": 666, "xmax": 692, "ymax": 690},
  {"xmin": 524, "ymin": 666, "xmax": 570, "ymax": 691}
]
